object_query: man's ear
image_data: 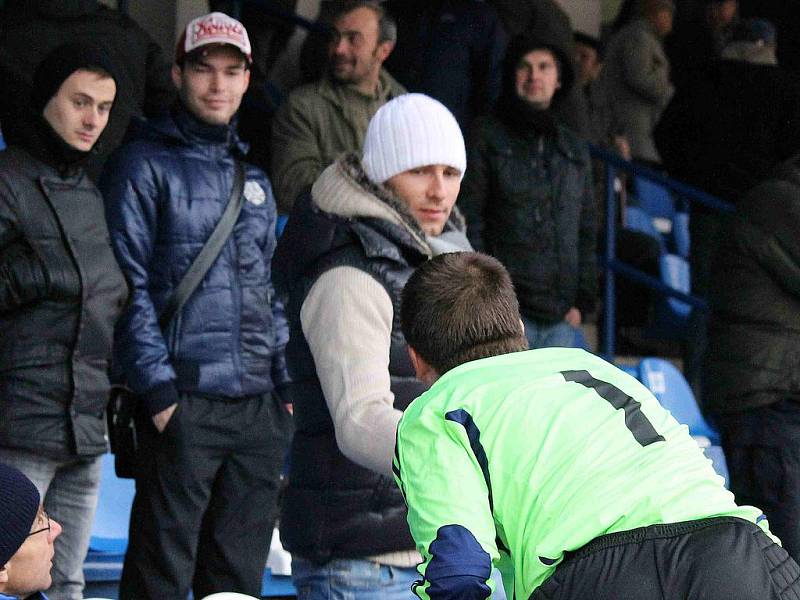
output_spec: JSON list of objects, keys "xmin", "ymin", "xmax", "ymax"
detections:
[
  {"xmin": 408, "ymin": 346, "xmax": 439, "ymax": 386},
  {"xmin": 376, "ymin": 40, "xmax": 395, "ymax": 64},
  {"xmin": 0, "ymin": 564, "xmax": 9, "ymax": 586},
  {"xmin": 171, "ymin": 64, "xmax": 183, "ymax": 90}
]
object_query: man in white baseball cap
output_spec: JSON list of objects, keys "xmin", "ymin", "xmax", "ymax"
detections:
[{"xmin": 101, "ymin": 11, "xmax": 292, "ymax": 600}]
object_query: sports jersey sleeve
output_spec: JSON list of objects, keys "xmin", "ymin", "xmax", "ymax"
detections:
[{"xmin": 394, "ymin": 407, "xmax": 499, "ymax": 599}]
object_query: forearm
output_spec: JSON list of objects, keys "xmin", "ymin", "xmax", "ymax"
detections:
[{"xmin": 302, "ymin": 266, "xmax": 401, "ymax": 475}]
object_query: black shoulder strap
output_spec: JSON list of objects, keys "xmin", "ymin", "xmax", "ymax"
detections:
[{"xmin": 158, "ymin": 161, "xmax": 246, "ymax": 330}]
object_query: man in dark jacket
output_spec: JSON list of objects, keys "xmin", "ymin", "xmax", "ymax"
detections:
[
  {"xmin": 274, "ymin": 93, "xmax": 471, "ymax": 599},
  {"xmin": 0, "ymin": 0, "xmax": 175, "ymax": 181},
  {"xmin": 458, "ymin": 33, "xmax": 596, "ymax": 349},
  {"xmin": 0, "ymin": 44, "xmax": 127, "ymax": 600},
  {"xmin": 655, "ymin": 18, "xmax": 800, "ymax": 396},
  {"xmin": 704, "ymin": 154, "xmax": 800, "ymax": 561},
  {"xmin": 101, "ymin": 12, "xmax": 292, "ymax": 600}
]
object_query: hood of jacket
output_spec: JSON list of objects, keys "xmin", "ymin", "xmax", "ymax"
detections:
[
  {"xmin": 500, "ymin": 20, "xmax": 576, "ymax": 105},
  {"xmin": 275, "ymin": 154, "xmax": 466, "ymax": 291}
]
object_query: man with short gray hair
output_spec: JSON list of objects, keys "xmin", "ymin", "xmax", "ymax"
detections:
[{"xmin": 270, "ymin": 0, "xmax": 405, "ymax": 212}]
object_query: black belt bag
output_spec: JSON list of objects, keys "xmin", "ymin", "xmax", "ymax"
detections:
[{"xmin": 107, "ymin": 161, "xmax": 247, "ymax": 478}]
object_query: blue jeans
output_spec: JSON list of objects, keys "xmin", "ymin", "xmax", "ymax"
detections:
[
  {"xmin": 522, "ymin": 317, "xmax": 580, "ymax": 349},
  {"xmin": 0, "ymin": 447, "xmax": 101, "ymax": 600},
  {"xmin": 292, "ymin": 557, "xmax": 419, "ymax": 600}
]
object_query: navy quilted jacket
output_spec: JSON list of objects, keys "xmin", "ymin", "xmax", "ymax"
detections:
[{"xmin": 101, "ymin": 107, "xmax": 287, "ymax": 414}]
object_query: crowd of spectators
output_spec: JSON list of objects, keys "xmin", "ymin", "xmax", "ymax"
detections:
[{"xmin": 1, "ymin": 0, "xmax": 800, "ymax": 598}]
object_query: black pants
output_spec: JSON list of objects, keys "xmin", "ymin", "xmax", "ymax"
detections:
[
  {"xmin": 531, "ymin": 517, "xmax": 800, "ymax": 599},
  {"xmin": 716, "ymin": 399, "xmax": 800, "ymax": 563},
  {"xmin": 119, "ymin": 392, "xmax": 292, "ymax": 600}
]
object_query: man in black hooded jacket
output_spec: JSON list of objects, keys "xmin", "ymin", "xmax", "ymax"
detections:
[
  {"xmin": 458, "ymin": 32, "xmax": 596, "ymax": 349},
  {"xmin": 0, "ymin": 43, "xmax": 127, "ymax": 600},
  {"xmin": 0, "ymin": 0, "xmax": 175, "ymax": 180}
]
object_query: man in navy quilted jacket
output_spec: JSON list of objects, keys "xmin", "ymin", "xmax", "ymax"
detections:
[{"xmin": 101, "ymin": 12, "xmax": 292, "ymax": 600}]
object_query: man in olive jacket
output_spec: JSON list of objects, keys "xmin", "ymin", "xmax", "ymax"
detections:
[
  {"xmin": 458, "ymin": 32, "xmax": 596, "ymax": 349},
  {"xmin": 705, "ymin": 154, "xmax": 800, "ymax": 561},
  {"xmin": 0, "ymin": 44, "xmax": 127, "ymax": 600},
  {"xmin": 270, "ymin": 0, "xmax": 405, "ymax": 212}
]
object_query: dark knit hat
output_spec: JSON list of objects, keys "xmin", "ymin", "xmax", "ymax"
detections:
[
  {"xmin": 30, "ymin": 42, "xmax": 118, "ymax": 114},
  {"xmin": 0, "ymin": 463, "xmax": 40, "ymax": 567}
]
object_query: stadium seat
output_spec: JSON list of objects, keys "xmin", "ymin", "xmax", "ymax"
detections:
[
  {"xmin": 639, "ymin": 358, "xmax": 729, "ymax": 485},
  {"xmin": 633, "ymin": 176, "xmax": 675, "ymax": 221},
  {"xmin": 672, "ymin": 211, "xmax": 690, "ymax": 258},
  {"xmin": 623, "ymin": 206, "xmax": 666, "ymax": 253},
  {"xmin": 646, "ymin": 254, "xmax": 692, "ymax": 340},
  {"xmin": 89, "ymin": 454, "xmax": 135, "ymax": 554}
]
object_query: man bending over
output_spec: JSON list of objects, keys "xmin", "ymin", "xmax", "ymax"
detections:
[{"xmin": 394, "ymin": 251, "xmax": 800, "ymax": 599}]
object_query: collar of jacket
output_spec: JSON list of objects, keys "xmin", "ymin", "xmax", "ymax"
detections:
[
  {"xmin": 169, "ymin": 102, "xmax": 249, "ymax": 155},
  {"xmin": 9, "ymin": 114, "xmax": 93, "ymax": 180},
  {"xmin": 311, "ymin": 153, "xmax": 467, "ymax": 258},
  {"xmin": 317, "ymin": 68, "xmax": 405, "ymax": 107}
]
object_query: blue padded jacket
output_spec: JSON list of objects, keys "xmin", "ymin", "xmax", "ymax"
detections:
[{"xmin": 101, "ymin": 106, "xmax": 287, "ymax": 414}]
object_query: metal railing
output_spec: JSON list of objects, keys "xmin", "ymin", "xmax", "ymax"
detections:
[{"xmin": 592, "ymin": 144, "xmax": 735, "ymax": 358}]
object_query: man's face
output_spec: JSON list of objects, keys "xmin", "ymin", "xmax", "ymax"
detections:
[
  {"xmin": 2, "ymin": 509, "xmax": 62, "ymax": 597},
  {"xmin": 42, "ymin": 69, "xmax": 116, "ymax": 151},
  {"xmin": 707, "ymin": 0, "xmax": 738, "ymax": 30},
  {"xmin": 574, "ymin": 43, "xmax": 601, "ymax": 87},
  {"xmin": 385, "ymin": 165, "xmax": 461, "ymax": 236},
  {"xmin": 515, "ymin": 49, "xmax": 561, "ymax": 110},
  {"xmin": 172, "ymin": 45, "xmax": 250, "ymax": 126},
  {"xmin": 328, "ymin": 7, "xmax": 392, "ymax": 86},
  {"xmin": 652, "ymin": 9, "xmax": 675, "ymax": 37}
]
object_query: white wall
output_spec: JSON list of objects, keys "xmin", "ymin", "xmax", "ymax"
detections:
[{"xmin": 554, "ymin": 0, "xmax": 603, "ymax": 36}]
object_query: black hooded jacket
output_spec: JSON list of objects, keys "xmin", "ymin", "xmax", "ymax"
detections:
[
  {"xmin": 705, "ymin": 155, "xmax": 800, "ymax": 414},
  {"xmin": 0, "ymin": 117, "xmax": 128, "ymax": 457},
  {"xmin": 458, "ymin": 33, "xmax": 597, "ymax": 322}
]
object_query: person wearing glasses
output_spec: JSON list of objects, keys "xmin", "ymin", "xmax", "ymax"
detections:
[{"xmin": 0, "ymin": 463, "xmax": 63, "ymax": 600}]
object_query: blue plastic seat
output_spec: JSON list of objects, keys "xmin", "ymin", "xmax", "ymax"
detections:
[
  {"xmin": 633, "ymin": 176, "xmax": 675, "ymax": 220},
  {"xmin": 646, "ymin": 253, "xmax": 692, "ymax": 339},
  {"xmin": 624, "ymin": 206, "xmax": 666, "ymax": 253},
  {"xmin": 672, "ymin": 211, "xmax": 690, "ymax": 258},
  {"xmin": 639, "ymin": 358, "xmax": 729, "ymax": 485},
  {"xmin": 89, "ymin": 454, "xmax": 135, "ymax": 554}
]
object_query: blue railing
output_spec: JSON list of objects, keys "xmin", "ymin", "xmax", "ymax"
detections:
[{"xmin": 592, "ymin": 144, "xmax": 735, "ymax": 358}]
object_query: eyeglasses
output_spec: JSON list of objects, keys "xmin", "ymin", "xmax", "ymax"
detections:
[{"xmin": 27, "ymin": 511, "xmax": 50, "ymax": 538}]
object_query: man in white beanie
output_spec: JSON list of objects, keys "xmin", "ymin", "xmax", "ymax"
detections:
[{"xmin": 273, "ymin": 93, "xmax": 470, "ymax": 599}]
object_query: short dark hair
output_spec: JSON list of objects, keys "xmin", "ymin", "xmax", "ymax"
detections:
[
  {"xmin": 401, "ymin": 252, "xmax": 528, "ymax": 376},
  {"xmin": 332, "ymin": 0, "xmax": 397, "ymax": 43}
]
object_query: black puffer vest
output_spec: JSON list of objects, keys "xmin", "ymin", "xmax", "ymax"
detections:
[{"xmin": 275, "ymin": 172, "xmax": 435, "ymax": 562}]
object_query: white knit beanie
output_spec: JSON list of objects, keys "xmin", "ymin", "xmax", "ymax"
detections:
[{"xmin": 362, "ymin": 93, "xmax": 467, "ymax": 184}]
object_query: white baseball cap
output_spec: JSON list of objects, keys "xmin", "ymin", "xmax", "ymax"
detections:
[{"xmin": 176, "ymin": 12, "xmax": 252, "ymax": 65}]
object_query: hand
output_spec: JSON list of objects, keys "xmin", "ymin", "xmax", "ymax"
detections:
[
  {"xmin": 612, "ymin": 135, "xmax": 631, "ymax": 161},
  {"xmin": 152, "ymin": 403, "xmax": 178, "ymax": 433},
  {"xmin": 564, "ymin": 307, "xmax": 582, "ymax": 327}
]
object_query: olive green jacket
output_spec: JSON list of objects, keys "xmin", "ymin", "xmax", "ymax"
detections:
[{"xmin": 270, "ymin": 70, "xmax": 406, "ymax": 213}]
